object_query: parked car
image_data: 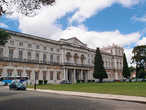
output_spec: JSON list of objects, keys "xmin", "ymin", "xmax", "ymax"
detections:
[
  {"xmin": 0, "ymin": 81, "xmax": 5, "ymax": 86},
  {"xmin": 9, "ymin": 80, "xmax": 26, "ymax": 90},
  {"xmin": 60, "ymin": 80, "xmax": 72, "ymax": 84}
]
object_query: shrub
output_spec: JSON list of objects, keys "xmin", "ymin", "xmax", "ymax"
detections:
[{"xmin": 39, "ymin": 80, "xmax": 43, "ymax": 85}]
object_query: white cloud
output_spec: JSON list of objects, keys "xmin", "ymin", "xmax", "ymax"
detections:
[
  {"xmin": 132, "ymin": 15, "xmax": 146, "ymax": 22},
  {"xmin": 137, "ymin": 37, "xmax": 146, "ymax": 45},
  {"xmin": 124, "ymin": 48, "xmax": 135, "ymax": 67},
  {"xmin": 69, "ymin": 0, "xmax": 140, "ymax": 23},
  {"xmin": 0, "ymin": 23, "xmax": 8, "ymax": 28},
  {"xmin": 6, "ymin": 0, "xmax": 140, "ymax": 39},
  {"xmin": 117, "ymin": 0, "xmax": 139, "ymax": 7},
  {"xmin": 60, "ymin": 26, "xmax": 141, "ymax": 49}
]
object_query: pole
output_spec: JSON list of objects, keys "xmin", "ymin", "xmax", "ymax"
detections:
[{"xmin": 34, "ymin": 72, "xmax": 36, "ymax": 90}]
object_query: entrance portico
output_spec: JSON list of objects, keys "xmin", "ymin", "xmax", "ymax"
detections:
[{"xmin": 63, "ymin": 67, "xmax": 90, "ymax": 83}]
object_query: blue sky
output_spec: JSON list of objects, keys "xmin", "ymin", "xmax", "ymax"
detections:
[
  {"xmin": 0, "ymin": 0, "xmax": 146, "ymax": 65},
  {"xmin": 0, "ymin": 1, "xmax": 145, "ymax": 37}
]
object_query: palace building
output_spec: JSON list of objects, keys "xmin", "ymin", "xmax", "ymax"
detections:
[{"xmin": 0, "ymin": 30, "xmax": 124, "ymax": 84}]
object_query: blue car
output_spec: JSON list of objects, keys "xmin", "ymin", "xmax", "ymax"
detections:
[{"xmin": 9, "ymin": 80, "xmax": 26, "ymax": 90}]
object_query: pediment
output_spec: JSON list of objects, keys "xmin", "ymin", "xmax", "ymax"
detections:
[{"xmin": 61, "ymin": 37, "xmax": 87, "ymax": 47}]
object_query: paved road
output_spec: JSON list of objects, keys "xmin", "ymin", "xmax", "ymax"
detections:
[{"xmin": 0, "ymin": 87, "xmax": 146, "ymax": 110}]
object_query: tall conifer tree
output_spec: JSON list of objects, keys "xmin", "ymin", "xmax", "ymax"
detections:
[
  {"xmin": 122, "ymin": 53, "xmax": 130, "ymax": 79},
  {"xmin": 93, "ymin": 48, "xmax": 107, "ymax": 82}
]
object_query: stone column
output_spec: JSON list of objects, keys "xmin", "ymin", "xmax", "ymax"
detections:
[
  {"xmin": 86, "ymin": 70, "xmax": 88, "ymax": 82},
  {"xmin": 66, "ymin": 69, "xmax": 68, "ymax": 81},
  {"xmin": 39, "ymin": 70, "xmax": 43, "ymax": 80},
  {"xmin": 73, "ymin": 69, "xmax": 76, "ymax": 83},
  {"xmin": 31, "ymin": 70, "xmax": 35, "ymax": 85},
  {"xmin": 23, "ymin": 69, "xmax": 26, "ymax": 77},
  {"xmin": 81, "ymin": 70, "xmax": 83, "ymax": 81},
  {"xmin": 63, "ymin": 68, "xmax": 66, "ymax": 80},
  {"xmin": 115, "ymin": 72, "xmax": 118, "ymax": 80},
  {"xmin": 54, "ymin": 71, "xmax": 57, "ymax": 81}
]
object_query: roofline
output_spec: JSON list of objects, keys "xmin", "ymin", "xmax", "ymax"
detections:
[
  {"xmin": 1, "ymin": 28, "xmax": 60, "ymax": 45},
  {"xmin": 0, "ymin": 28, "xmax": 123, "ymax": 55}
]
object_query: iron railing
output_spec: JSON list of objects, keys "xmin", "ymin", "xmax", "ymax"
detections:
[
  {"xmin": 0, "ymin": 57, "xmax": 93, "ymax": 68},
  {"xmin": 0, "ymin": 57, "xmax": 61, "ymax": 66}
]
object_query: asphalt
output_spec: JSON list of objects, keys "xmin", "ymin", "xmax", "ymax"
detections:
[{"xmin": 0, "ymin": 86, "xmax": 146, "ymax": 110}]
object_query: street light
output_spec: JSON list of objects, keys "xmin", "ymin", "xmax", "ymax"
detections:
[{"xmin": 34, "ymin": 72, "xmax": 37, "ymax": 90}]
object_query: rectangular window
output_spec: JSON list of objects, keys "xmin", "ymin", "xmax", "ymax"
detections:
[
  {"xmin": 19, "ymin": 50, "xmax": 23, "ymax": 59},
  {"xmin": 43, "ymin": 71, "xmax": 47, "ymax": 80},
  {"xmin": 44, "ymin": 47, "xmax": 47, "ymax": 50},
  {"xmin": 27, "ymin": 52, "xmax": 31, "ymax": 59},
  {"xmin": 57, "ymin": 55, "xmax": 60, "ymax": 63},
  {"xmin": 57, "ymin": 72, "xmax": 61, "ymax": 80},
  {"xmin": 50, "ymin": 55, "xmax": 53, "ymax": 63},
  {"xmin": 9, "ymin": 49, "xmax": 14, "ymax": 58},
  {"xmin": 19, "ymin": 42, "xmax": 23, "ymax": 46},
  {"xmin": 8, "ymin": 71, "xmax": 12, "ymax": 77},
  {"xmin": 36, "ymin": 45, "xmax": 40, "ymax": 49},
  {"xmin": 57, "ymin": 49, "xmax": 60, "ymax": 52},
  {"xmin": 10, "ymin": 40, "xmax": 14, "ymax": 45},
  {"xmin": 0, "ymin": 48, "xmax": 3, "ymax": 57},
  {"xmin": 51, "ymin": 48, "xmax": 53, "ymax": 51},
  {"xmin": 28, "ymin": 44, "xmax": 32, "ymax": 48},
  {"xmin": 26, "ymin": 71, "xmax": 31, "ymax": 79},
  {"xmin": 43, "ymin": 54, "xmax": 46, "ymax": 62},
  {"xmin": 0, "ymin": 69, "xmax": 2, "ymax": 77},
  {"xmin": 50, "ymin": 71, "xmax": 53, "ymax": 80},
  {"xmin": 88, "ymin": 59, "xmax": 90, "ymax": 64},
  {"xmin": 35, "ymin": 72, "xmax": 39, "ymax": 80},
  {"xmin": 17, "ymin": 71, "xmax": 22, "ymax": 77},
  {"xmin": 36, "ymin": 53, "xmax": 39, "ymax": 60}
]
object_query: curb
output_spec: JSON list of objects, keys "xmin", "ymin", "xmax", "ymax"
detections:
[{"xmin": 27, "ymin": 88, "xmax": 146, "ymax": 103}]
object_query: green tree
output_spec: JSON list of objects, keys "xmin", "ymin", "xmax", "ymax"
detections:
[
  {"xmin": 122, "ymin": 53, "xmax": 130, "ymax": 79},
  {"xmin": 132, "ymin": 45, "xmax": 146, "ymax": 79},
  {"xmin": 0, "ymin": 29, "xmax": 10, "ymax": 45},
  {"xmin": 0, "ymin": 0, "xmax": 55, "ymax": 16},
  {"xmin": 0, "ymin": 1, "xmax": 55, "ymax": 45},
  {"xmin": 93, "ymin": 48, "xmax": 107, "ymax": 83},
  {"xmin": 137, "ymin": 69, "xmax": 146, "ymax": 80},
  {"xmin": 128, "ymin": 66, "xmax": 136, "ymax": 73}
]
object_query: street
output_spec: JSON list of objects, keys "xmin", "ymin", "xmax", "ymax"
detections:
[{"xmin": 0, "ymin": 87, "xmax": 146, "ymax": 110}]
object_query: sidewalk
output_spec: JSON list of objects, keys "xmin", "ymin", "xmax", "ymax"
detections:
[{"xmin": 28, "ymin": 88, "xmax": 146, "ymax": 103}]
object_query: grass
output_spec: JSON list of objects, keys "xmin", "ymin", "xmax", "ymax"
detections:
[{"xmin": 28, "ymin": 82, "xmax": 146, "ymax": 97}]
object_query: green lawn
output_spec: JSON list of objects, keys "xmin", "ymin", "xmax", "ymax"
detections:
[{"xmin": 28, "ymin": 82, "xmax": 146, "ymax": 97}]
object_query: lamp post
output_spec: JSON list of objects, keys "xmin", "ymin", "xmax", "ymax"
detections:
[{"xmin": 34, "ymin": 72, "xmax": 37, "ymax": 90}]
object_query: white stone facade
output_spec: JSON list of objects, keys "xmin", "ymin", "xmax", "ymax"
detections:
[{"xmin": 0, "ymin": 30, "xmax": 124, "ymax": 84}]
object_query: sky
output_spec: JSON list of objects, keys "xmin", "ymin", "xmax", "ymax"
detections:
[{"xmin": 0, "ymin": 0, "xmax": 146, "ymax": 66}]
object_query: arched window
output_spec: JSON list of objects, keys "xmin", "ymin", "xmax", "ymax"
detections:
[
  {"xmin": 57, "ymin": 55, "xmax": 60, "ymax": 63},
  {"xmin": 0, "ymin": 48, "xmax": 3, "ymax": 57},
  {"xmin": 36, "ymin": 53, "xmax": 39, "ymax": 61},
  {"xmin": 66, "ymin": 52, "xmax": 72, "ymax": 62},
  {"xmin": 74, "ymin": 53, "xmax": 79, "ymax": 64},
  {"xmin": 19, "ymin": 50, "xmax": 23, "ymax": 59},
  {"xmin": 50, "ymin": 54, "xmax": 53, "ymax": 63},
  {"xmin": 43, "ymin": 54, "xmax": 47, "ymax": 62},
  {"xmin": 27, "ymin": 52, "xmax": 31, "ymax": 59},
  {"xmin": 81, "ymin": 54, "xmax": 85, "ymax": 64}
]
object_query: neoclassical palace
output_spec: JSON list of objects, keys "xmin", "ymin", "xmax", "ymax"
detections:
[{"xmin": 0, "ymin": 30, "xmax": 124, "ymax": 84}]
